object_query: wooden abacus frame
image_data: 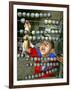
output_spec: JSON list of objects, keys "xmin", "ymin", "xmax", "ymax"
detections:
[{"xmin": 9, "ymin": 1, "xmax": 69, "ymax": 88}]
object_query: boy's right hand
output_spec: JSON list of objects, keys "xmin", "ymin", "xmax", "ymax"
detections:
[{"xmin": 23, "ymin": 35, "xmax": 29, "ymax": 40}]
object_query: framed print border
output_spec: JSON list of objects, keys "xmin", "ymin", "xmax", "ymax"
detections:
[{"xmin": 9, "ymin": 1, "xmax": 69, "ymax": 88}]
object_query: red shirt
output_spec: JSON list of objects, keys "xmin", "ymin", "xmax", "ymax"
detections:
[{"xmin": 28, "ymin": 47, "xmax": 39, "ymax": 57}]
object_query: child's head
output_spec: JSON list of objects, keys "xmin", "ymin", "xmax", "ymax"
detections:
[{"xmin": 39, "ymin": 40, "xmax": 54, "ymax": 56}]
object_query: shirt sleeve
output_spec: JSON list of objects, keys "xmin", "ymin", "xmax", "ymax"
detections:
[{"xmin": 28, "ymin": 47, "xmax": 38, "ymax": 57}]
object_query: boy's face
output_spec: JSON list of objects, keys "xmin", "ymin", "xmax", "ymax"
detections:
[{"xmin": 39, "ymin": 41, "xmax": 52, "ymax": 56}]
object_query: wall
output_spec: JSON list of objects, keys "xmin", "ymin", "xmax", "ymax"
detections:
[{"xmin": 0, "ymin": 0, "xmax": 71, "ymax": 90}]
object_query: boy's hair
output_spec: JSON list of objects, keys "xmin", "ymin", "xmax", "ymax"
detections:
[
  {"xmin": 40, "ymin": 40, "xmax": 55, "ymax": 49},
  {"xmin": 50, "ymin": 40, "xmax": 55, "ymax": 48}
]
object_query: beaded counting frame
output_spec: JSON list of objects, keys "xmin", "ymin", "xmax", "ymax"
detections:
[
  {"xmin": 17, "ymin": 10, "xmax": 62, "ymax": 78},
  {"xmin": 17, "ymin": 6, "xmax": 63, "ymax": 80}
]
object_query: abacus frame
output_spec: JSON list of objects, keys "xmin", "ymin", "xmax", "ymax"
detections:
[{"xmin": 9, "ymin": 1, "xmax": 69, "ymax": 88}]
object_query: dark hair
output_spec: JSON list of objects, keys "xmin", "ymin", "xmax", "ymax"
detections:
[{"xmin": 50, "ymin": 40, "xmax": 55, "ymax": 48}]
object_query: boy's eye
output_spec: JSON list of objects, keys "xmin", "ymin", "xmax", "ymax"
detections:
[{"xmin": 44, "ymin": 43, "xmax": 48, "ymax": 46}]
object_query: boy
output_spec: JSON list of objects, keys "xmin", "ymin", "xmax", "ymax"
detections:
[{"xmin": 22, "ymin": 20, "xmax": 62, "ymax": 78}]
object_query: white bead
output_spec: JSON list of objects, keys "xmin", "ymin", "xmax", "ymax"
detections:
[
  {"xmin": 41, "ymin": 36, "xmax": 44, "ymax": 40},
  {"xmin": 55, "ymin": 68, "xmax": 57, "ymax": 71},
  {"xmin": 48, "ymin": 12, "xmax": 51, "ymax": 17},
  {"xmin": 20, "ymin": 18, "xmax": 25, "ymax": 23},
  {"xmin": 55, "ymin": 30, "xmax": 58, "ymax": 33},
  {"xmin": 52, "ymin": 20, "xmax": 55, "ymax": 24},
  {"xmin": 37, "ymin": 58, "xmax": 41, "ymax": 61},
  {"xmin": 53, "ymin": 58, "xmax": 56, "ymax": 61},
  {"xmin": 46, "ymin": 71, "xmax": 48, "ymax": 74},
  {"xmin": 40, "ymin": 31, "xmax": 43, "ymax": 34},
  {"xmin": 26, "ymin": 58, "xmax": 29, "ymax": 61},
  {"xmin": 37, "ymin": 37, "xmax": 40, "ymax": 40},
  {"xmin": 45, "ymin": 37, "xmax": 48, "ymax": 40},
  {"xmin": 20, "ymin": 29, "xmax": 23, "ymax": 34},
  {"xmin": 52, "ymin": 69, "xmax": 54, "ymax": 72},
  {"xmin": 47, "ymin": 63, "xmax": 49, "ymax": 66},
  {"xmin": 56, "ymin": 21, "xmax": 59, "ymax": 24},
  {"xmin": 26, "ymin": 13, "xmax": 30, "ymax": 17},
  {"xmin": 42, "ymin": 66, "xmax": 45, "ymax": 71},
  {"xmin": 19, "ymin": 47, "xmax": 22, "ymax": 51},
  {"xmin": 31, "ymin": 13, "xmax": 35, "ymax": 17},
  {"xmin": 35, "ymin": 74, "xmax": 38, "ymax": 78},
  {"xmin": 31, "ymin": 57, "xmax": 33, "ymax": 61},
  {"xmin": 28, "ymin": 75, "xmax": 31, "ymax": 79},
  {"xmin": 40, "ymin": 13, "xmax": 43, "ymax": 17},
  {"xmin": 25, "ymin": 76, "xmax": 27, "ymax": 79},
  {"xmin": 32, "ymin": 75, "xmax": 34, "ymax": 79},
  {"xmin": 30, "ymin": 63, "xmax": 33, "ymax": 66},
  {"xmin": 48, "ymin": 29, "xmax": 51, "ymax": 33},
  {"xmin": 17, "ymin": 12, "xmax": 22, "ymax": 17},
  {"xmin": 49, "ymin": 70, "xmax": 52, "ymax": 73},
  {"xmin": 45, "ymin": 28, "xmax": 48, "ymax": 31},
  {"xmin": 39, "ymin": 73, "xmax": 41, "ymax": 77},
  {"xmin": 48, "ymin": 20, "xmax": 51, "ymax": 24},
  {"xmin": 44, "ymin": 58, "xmax": 47, "ymax": 61},
  {"xmin": 34, "ymin": 63, "xmax": 36, "ymax": 66},
  {"xmin": 44, "ymin": 13, "xmax": 47, "ymax": 17},
  {"xmin": 59, "ymin": 30, "xmax": 61, "ymax": 33},
  {"xmin": 41, "ymin": 72, "xmax": 44, "ymax": 76},
  {"xmin": 37, "ymin": 63, "xmax": 40, "ymax": 66},
  {"xmin": 44, "ymin": 20, "xmax": 48, "ymax": 24},
  {"xmin": 26, "ymin": 63, "xmax": 29, "ymax": 66},
  {"xmin": 35, "ymin": 13, "xmax": 39, "ymax": 18},
  {"xmin": 53, "ymin": 63, "xmax": 56, "ymax": 66},
  {"xmin": 47, "ymin": 57, "xmax": 50, "ymax": 61},
  {"xmin": 26, "ymin": 55, "xmax": 29, "ymax": 58},
  {"xmin": 34, "ymin": 57, "xmax": 37, "ymax": 61},
  {"xmin": 36, "ymin": 31, "xmax": 40, "ymax": 34},
  {"xmin": 22, "ymin": 12, "xmax": 26, "ymax": 16},
  {"xmin": 56, "ymin": 37, "xmax": 59, "ymax": 40},
  {"xmin": 53, "ymin": 37, "xmax": 55, "ymax": 40},
  {"xmin": 29, "ymin": 36, "xmax": 32, "ymax": 40},
  {"xmin": 49, "ymin": 37, "xmax": 52, "ymax": 40},
  {"xmin": 40, "ymin": 63, "xmax": 43, "ymax": 66},
  {"xmin": 41, "ymin": 57, "xmax": 43, "ymax": 60},
  {"xmin": 51, "ymin": 30, "xmax": 54, "ymax": 33},
  {"xmin": 21, "ymin": 54, "xmax": 23, "ymax": 57},
  {"xmin": 50, "ymin": 58, "xmax": 54, "ymax": 61},
  {"xmin": 56, "ymin": 62, "xmax": 59, "ymax": 66},
  {"xmin": 32, "ymin": 31, "xmax": 35, "ymax": 35},
  {"xmin": 44, "ymin": 63, "xmax": 46, "ymax": 66},
  {"xmin": 17, "ymin": 54, "xmax": 20, "ymax": 58},
  {"xmin": 50, "ymin": 63, "xmax": 52, "ymax": 66},
  {"xmin": 33, "ymin": 36, "xmax": 36, "ymax": 40}
]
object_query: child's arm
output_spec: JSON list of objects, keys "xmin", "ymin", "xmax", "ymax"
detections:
[
  {"xmin": 23, "ymin": 35, "xmax": 30, "ymax": 52},
  {"xmin": 23, "ymin": 35, "xmax": 35, "ymax": 54}
]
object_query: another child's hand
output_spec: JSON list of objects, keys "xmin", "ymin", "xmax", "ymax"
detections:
[{"xmin": 57, "ymin": 56, "xmax": 63, "ymax": 63}]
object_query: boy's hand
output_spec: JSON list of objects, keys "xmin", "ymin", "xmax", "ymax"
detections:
[{"xmin": 23, "ymin": 35, "xmax": 29, "ymax": 40}]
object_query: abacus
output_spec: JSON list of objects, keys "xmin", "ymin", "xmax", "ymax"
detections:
[{"xmin": 17, "ymin": 9, "xmax": 63, "ymax": 80}]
